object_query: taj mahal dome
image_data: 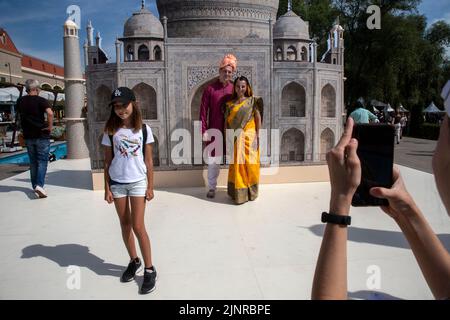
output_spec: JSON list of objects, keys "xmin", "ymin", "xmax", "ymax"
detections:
[{"xmin": 78, "ymin": 0, "xmax": 345, "ymax": 174}]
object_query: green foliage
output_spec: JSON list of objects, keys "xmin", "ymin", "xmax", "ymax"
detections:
[
  {"xmin": 408, "ymin": 103, "xmax": 425, "ymax": 136},
  {"xmin": 426, "ymin": 20, "xmax": 450, "ymax": 47},
  {"xmin": 408, "ymin": 123, "xmax": 441, "ymax": 140},
  {"xmin": 51, "ymin": 126, "xmax": 65, "ymax": 139},
  {"xmin": 277, "ymin": 0, "xmax": 450, "ymax": 130},
  {"xmin": 278, "ymin": 0, "xmax": 338, "ymax": 53}
]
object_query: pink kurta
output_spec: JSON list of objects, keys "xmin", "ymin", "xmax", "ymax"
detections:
[{"xmin": 199, "ymin": 80, "xmax": 233, "ymax": 157}]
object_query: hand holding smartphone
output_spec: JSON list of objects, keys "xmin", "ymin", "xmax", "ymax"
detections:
[{"xmin": 351, "ymin": 124, "xmax": 395, "ymax": 206}]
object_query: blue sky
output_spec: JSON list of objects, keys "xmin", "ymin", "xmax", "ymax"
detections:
[
  {"xmin": 0, "ymin": 0, "xmax": 160, "ymax": 66},
  {"xmin": 0, "ymin": 0, "xmax": 449, "ymax": 67}
]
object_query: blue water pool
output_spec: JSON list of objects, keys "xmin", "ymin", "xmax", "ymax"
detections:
[{"xmin": 0, "ymin": 142, "xmax": 67, "ymax": 165}]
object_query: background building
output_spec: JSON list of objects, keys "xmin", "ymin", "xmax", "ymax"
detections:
[
  {"xmin": 84, "ymin": 0, "xmax": 345, "ymax": 171},
  {"xmin": 0, "ymin": 28, "xmax": 64, "ymax": 90},
  {"xmin": 1, "ymin": 28, "xmax": 65, "ymax": 124}
]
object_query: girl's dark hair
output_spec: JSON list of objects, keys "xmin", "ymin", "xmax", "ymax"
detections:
[
  {"xmin": 231, "ymin": 76, "xmax": 253, "ymax": 100},
  {"xmin": 104, "ymin": 101, "xmax": 143, "ymax": 134}
]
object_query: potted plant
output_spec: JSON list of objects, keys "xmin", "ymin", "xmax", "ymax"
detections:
[{"xmin": 51, "ymin": 126, "xmax": 66, "ymax": 141}]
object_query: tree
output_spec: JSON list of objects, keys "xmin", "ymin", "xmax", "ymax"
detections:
[
  {"xmin": 276, "ymin": 0, "xmax": 450, "ymax": 135},
  {"xmin": 277, "ymin": 0, "xmax": 338, "ymax": 54}
]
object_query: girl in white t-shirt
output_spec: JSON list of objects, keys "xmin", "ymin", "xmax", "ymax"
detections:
[{"xmin": 101, "ymin": 87, "xmax": 157, "ymax": 295}]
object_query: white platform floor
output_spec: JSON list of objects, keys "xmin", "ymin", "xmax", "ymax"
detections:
[{"xmin": 0, "ymin": 159, "xmax": 449, "ymax": 300}]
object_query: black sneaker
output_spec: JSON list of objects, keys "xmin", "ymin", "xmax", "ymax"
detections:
[
  {"xmin": 120, "ymin": 258, "xmax": 142, "ymax": 283},
  {"xmin": 140, "ymin": 266, "xmax": 157, "ymax": 294}
]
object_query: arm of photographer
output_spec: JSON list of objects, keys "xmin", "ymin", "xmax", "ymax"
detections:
[
  {"xmin": 311, "ymin": 117, "xmax": 360, "ymax": 300},
  {"xmin": 312, "ymin": 117, "xmax": 450, "ymax": 300}
]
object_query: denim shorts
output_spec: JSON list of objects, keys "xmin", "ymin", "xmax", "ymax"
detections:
[{"xmin": 110, "ymin": 179, "xmax": 147, "ymax": 198}]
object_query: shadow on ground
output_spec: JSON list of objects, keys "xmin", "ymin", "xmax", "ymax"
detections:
[
  {"xmin": 0, "ymin": 164, "xmax": 29, "ymax": 181},
  {"xmin": 0, "ymin": 185, "xmax": 37, "ymax": 200},
  {"xmin": 21, "ymin": 244, "xmax": 123, "ymax": 277},
  {"xmin": 406, "ymin": 152, "xmax": 434, "ymax": 157},
  {"xmin": 159, "ymin": 186, "xmax": 235, "ymax": 205},
  {"xmin": 306, "ymin": 224, "xmax": 450, "ymax": 251},
  {"xmin": 348, "ymin": 290, "xmax": 404, "ymax": 300},
  {"xmin": 15, "ymin": 170, "xmax": 93, "ymax": 190}
]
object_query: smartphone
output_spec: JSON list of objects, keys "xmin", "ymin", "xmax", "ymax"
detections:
[{"xmin": 351, "ymin": 124, "xmax": 394, "ymax": 206}]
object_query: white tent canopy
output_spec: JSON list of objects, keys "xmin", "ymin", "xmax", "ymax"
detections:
[
  {"xmin": 370, "ymin": 99, "xmax": 388, "ymax": 108},
  {"xmin": 0, "ymin": 86, "xmax": 64, "ymax": 103},
  {"xmin": 384, "ymin": 103, "xmax": 395, "ymax": 112},
  {"xmin": 423, "ymin": 102, "xmax": 444, "ymax": 113},
  {"xmin": 0, "ymin": 87, "xmax": 23, "ymax": 102},
  {"xmin": 398, "ymin": 104, "xmax": 409, "ymax": 112}
]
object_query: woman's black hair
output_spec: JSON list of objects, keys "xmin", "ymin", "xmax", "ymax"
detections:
[{"xmin": 231, "ymin": 76, "xmax": 253, "ymax": 100}]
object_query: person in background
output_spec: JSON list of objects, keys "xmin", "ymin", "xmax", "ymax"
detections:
[
  {"xmin": 223, "ymin": 76, "xmax": 262, "ymax": 205},
  {"xmin": 16, "ymin": 79, "xmax": 53, "ymax": 198},
  {"xmin": 199, "ymin": 54, "xmax": 237, "ymax": 198},
  {"xmin": 349, "ymin": 100, "xmax": 379, "ymax": 124},
  {"xmin": 400, "ymin": 113, "xmax": 408, "ymax": 139},
  {"xmin": 394, "ymin": 115, "xmax": 402, "ymax": 145}
]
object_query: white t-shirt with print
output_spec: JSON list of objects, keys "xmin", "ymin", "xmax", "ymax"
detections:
[{"xmin": 101, "ymin": 124, "xmax": 154, "ymax": 183}]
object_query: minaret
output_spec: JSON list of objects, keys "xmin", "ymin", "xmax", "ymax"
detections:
[
  {"xmin": 329, "ymin": 17, "xmax": 344, "ymax": 65},
  {"xmin": 96, "ymin": 31, "xmax": 102, "ymax": 48},
  {"xmin": 63, "ymin": 19, "xmax": 90, "ymax": 159},
  {"xmin": 115, "ymin": 38, "xmax": 121, "ymax": 86},
  {"xmin": 87, "ymin": 20, "xmax": 94, "ymax": 46},
  {"xmin": 83, "ymin": 39, "xmax": 88, "ymax": 68}
]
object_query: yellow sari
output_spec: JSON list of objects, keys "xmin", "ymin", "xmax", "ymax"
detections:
[{"xmin": 224, "ymin": 97, "xmax": 263, "ymax": 204}]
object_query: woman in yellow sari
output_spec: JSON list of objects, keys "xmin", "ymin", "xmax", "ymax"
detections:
[{"xmin": 224, "ymin": 76, "xmax": 263, "ymax": 204}]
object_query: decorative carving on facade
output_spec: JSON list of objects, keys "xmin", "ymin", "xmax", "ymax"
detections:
[
  {"xmin": 320, "ymin": 79, "xmax": 337, "ymax": 91},
  {"xmin": 164, "ymin": 6, "xmax": 274, "ymax": 22},
  {"xmin": 319, "ymin": 125, "xmax": 336, "ymax": 135},
  {"xmin": 128, "ymin": 78, "xmax": 158, "ymax": 90},
  {"xmin": 187, "ymin": 66, "xmax": 253, "ymax": 91}
]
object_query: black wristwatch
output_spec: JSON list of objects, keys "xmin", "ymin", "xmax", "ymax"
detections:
[{"xmin": 321, "ymin": 212, "xmax": 351, "ymax": 226}]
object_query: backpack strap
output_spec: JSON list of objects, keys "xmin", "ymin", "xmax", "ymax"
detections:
[
  {"xmin": 142, "ymin": 124, "xmax": 147, "ymax": 162},
  {"xmin": 108, "ymin": 134, "xmax": 114, "ymax": 158}
]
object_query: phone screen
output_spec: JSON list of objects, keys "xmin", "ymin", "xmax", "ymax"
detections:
[{"xmin": 351, "ymin": 124, "xmax": 394, "ymax": 206}]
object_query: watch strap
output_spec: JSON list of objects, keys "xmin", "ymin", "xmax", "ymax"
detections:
[{"xmin": 321, "ymin": 212, "xmax": 351, "ymax": 226}]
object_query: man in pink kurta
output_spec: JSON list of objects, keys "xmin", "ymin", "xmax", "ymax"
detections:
[{"xmin": 200, "ymin": 54, "xmax": 237, "ymax": 198}]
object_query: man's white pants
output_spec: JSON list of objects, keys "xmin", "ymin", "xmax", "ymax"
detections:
[{"xmin": 207, "ymin": 156, "xmax": 222, "ymax": 190}]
